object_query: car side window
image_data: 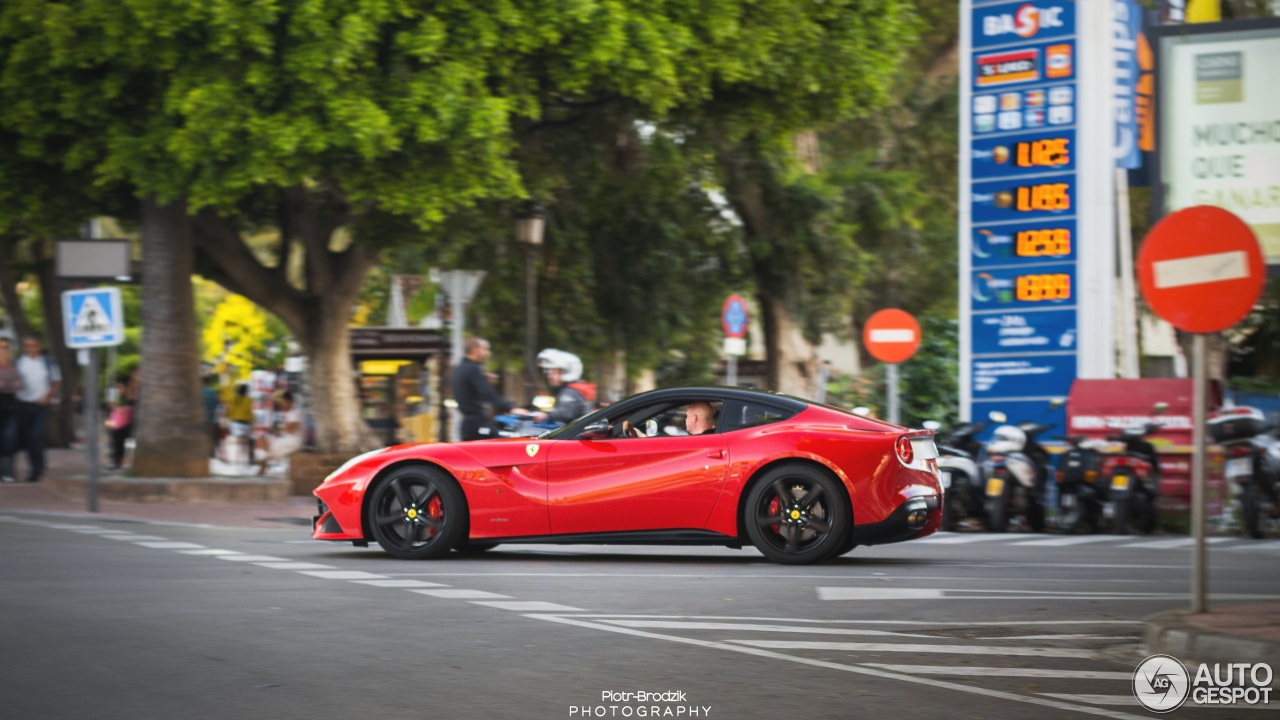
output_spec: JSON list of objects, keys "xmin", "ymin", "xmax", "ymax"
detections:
[{"xmin": 718, "ymin": 400, "xmax": 796, "ymax": 433}]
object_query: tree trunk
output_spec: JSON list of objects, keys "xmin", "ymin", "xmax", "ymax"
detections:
[
  {"xmin": 35, "ymin": 250, "xmax": 76, "ymax": 448},
  {"xmin": 132, "ymin": 199, "xmax": 210, "ymax": 477},
  {"xmin": 0, "ymin": 236, "xmax": 35, "ymax": 340},
  {"xmin": 192, "ymin": 194, "xmax": 378, "ymax": 455},
  {"xmin": 301, "ymin": 293, "xmax": 377, "ymax": 453},
  {"xmin": 757, "ymin": 285, "xmax": 819, "ymax": 398}
]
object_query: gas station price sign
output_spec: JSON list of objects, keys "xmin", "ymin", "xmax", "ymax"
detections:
[{"xmin": 962, "ymin": 0, "xmax": 1085, "ymax": 435}]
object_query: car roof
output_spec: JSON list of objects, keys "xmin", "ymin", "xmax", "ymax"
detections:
[{"xmin": 618, "ymin": 386, "xmax": 811, "ymax": 413}]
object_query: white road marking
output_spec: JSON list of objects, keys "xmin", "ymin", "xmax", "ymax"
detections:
[
  {"xmin": 134, "ymin": 541, "xmax": 205, "ymax": 550},
  {"xmin": 726, "ymin": 639, "xmax": 1099, "ymax": 659},
  {"xmin": 178, "ymin": 549, "xmax": 241, "ymax": 556},
  {"xmin": 1037, "ymin": 694, "xmax": 1279, "ymax": 711},
  {"xmin": 409, "ymin": 589, "xmax": 513, "ymax": 599},
  {"xmin": 1120, "ymin": 538, "xmax": 1201, "ymax": 549},
  {"xmin": 253, "ymin": 562, "xmax": 337, "ymax": 570},
  {"xmin": 1230, "ymin": 540, "xmax": 1280, "ymax": 552},
  {"xmin": 527, "ymin": 614, "xmax": 1151, "ymax": 720},
  {"xmin": 596, "ymin": 620, "xmax": 931, "ymax": 638},
  {"xmin": 569, "ymin": 614, "xmax": 1143, "ymax": 626},
  {"xmin": 296, "ymin": 570, "xmax": 388, "ymax": 580},
  {"xmin": 104, "ymin": 534, "xmax": 168, "ymax": 541},
  {"xmin": 68, "ymin": 527, "xmax": 123, "ymax": 534},
  {"xmin": 863, "ymin": 664, "xmax": 1132, "ymax": 680},
  {"xmin": 816, "ymin": 587, "xmax": 1178, "ymax": 601},
  {"xmin": 916, "ymin": 533, "xmax": 1013, "ymax": 544},
  {"xmin": 351, "ymin": 579, "xmax": 449, "ymax": 588},
  {"xmin": 470, "ymin": 601, "xmax": 586, "ymax": 612},
  {"xmin": 1153, "ymin": 250, "xmax": 1248, "ymax": 289},
  {"xmin": 217, "ymin": 554, "xmax": 289, "ymax": 562},
  {"xmin": 1009, "ymin": 536, "xmax": 1125, "ymax": 547}
]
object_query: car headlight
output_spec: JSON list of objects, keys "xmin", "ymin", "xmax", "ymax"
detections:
[{"xmin": 324, "ymin": 448, "xmax": 386, "ymax": 484}]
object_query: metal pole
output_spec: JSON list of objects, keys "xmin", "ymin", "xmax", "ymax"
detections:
[
  {"xmin": 524, "ymin": 246, "xmax": 537, "ymax": 404},
  {"xmin": 86, "ymin": 348, "xmax": 100, "ymax": 513},
  {"xmin": 887, "ymin": 363, "xmax": 900, "ymax": 425},
  {"xmin": 726, "ymin": 355, "xmax": 737, "ymax": 387},
  {"xmin": 1191, "ymin": 333, "xmax": 1207, "ymax": 614}
]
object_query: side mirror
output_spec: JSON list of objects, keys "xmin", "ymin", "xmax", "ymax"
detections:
[{"xmin": 580, "ymin": 420, "xmax": 611, "ymax": 439}]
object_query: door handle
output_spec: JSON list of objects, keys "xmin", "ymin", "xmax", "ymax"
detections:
[{"xmin": 707, "ymin": 449, "xmax": 725, "ymax": 459}]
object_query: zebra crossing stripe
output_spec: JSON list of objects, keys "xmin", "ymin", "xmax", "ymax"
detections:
[
  {"xmin": 1009, "ymin": 536, "xmax": 1124, "ymax": 547},
  {"xmin": 596, "ymin": 620, "xmax": 931, "ymax": 638},
  {"xmin": 726, "ymin": 640, "xmax": 1098, "ymax": 659},
  {"xmin": 917, "ymin": 533, "xmax": 1013, "ymax": 544},
  {"xmin": 1230, "ymin": 540, "xmax": 1280, "ymax": 552},
  {"xmin": 862, "ymin": 664, "xmax": 1132, "ymax": 680}
]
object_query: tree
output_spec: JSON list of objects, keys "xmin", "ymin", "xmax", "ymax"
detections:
[{"xmin": 2, "ymin": 0, "xmax": 933, "ymax": 455}]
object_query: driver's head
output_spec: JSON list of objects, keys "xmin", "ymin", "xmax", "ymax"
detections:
[{"xmin": 685, "ymin": 402, "xmax": 716, "ymax": 435}]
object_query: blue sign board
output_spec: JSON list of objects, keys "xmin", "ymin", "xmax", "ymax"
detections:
[
  {"xmin": 972, "ymin": 174, "xmax": 1076, "ymax": 224},
  {"xmin": 62, "ymin": 287, "xmax": 125, "ymax": 348},
  {"xmin": 971, "ymin": 354, "xmax": 1077, "ymax": 399},
  {"xmin": 972, "ymin": 218, "xmax": 1077, "ymax": 267},
  {"xmin": 972, "ymin": 308, "xmax": 1077, "ymax": 356},
  {"xmin": 971, "ymin": 262, "xmax": 1076, "ymax": 312},
  {"xmin": 721, "ymin": 295, "xmax": 749, "ymax": 338},
  {"xmin": 971, "ymin": 0, "xmax": 1077, "ymax": 49},
  {"xmin": 972, "ymin": 129, "xmax": 1076, "ymax": 180}
]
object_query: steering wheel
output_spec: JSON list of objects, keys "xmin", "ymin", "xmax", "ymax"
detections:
[{"xmin": 620, "ymin": 420, "xmax": 643, "ymax": 439}]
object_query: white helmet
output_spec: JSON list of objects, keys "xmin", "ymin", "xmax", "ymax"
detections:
[
  {"xmin": 536, "ymin": 348, "xmax": 583, "ymax": 382},
  {"xmin": 986, "ymin": 424, "xmax": 1027, "ymax": 454}
]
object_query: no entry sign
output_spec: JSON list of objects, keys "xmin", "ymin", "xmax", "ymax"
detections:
[
  {"xmin": 1137, "ymin": 206, "xmax": 1265, "ymax": 334},
  {"xmin": 863, "ymin": 308, "xmax": 921, "ymax": 364}
]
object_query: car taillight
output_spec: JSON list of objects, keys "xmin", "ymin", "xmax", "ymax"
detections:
[
  {"xmin": 1229, "ymin": 446, "xmax": 1252, "ymax": 457},
  {"xmin": 896, "ymin": 436, "xmax": 914, "ymax": 465}
]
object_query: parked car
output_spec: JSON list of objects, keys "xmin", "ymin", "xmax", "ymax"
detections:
[{"xmin": 313, "ymin": 386, "xmax": 942, "ymax": 565}]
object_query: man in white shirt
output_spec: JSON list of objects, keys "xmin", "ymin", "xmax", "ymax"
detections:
[{"xmin": 15, "ymin": 336, "xmax": 60, "ymax": 482}]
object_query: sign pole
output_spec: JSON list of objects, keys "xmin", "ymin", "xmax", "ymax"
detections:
[
  {"xmin": 727, "ymin": 355, "xmax": 737, "ymax": 387},
  {"xmin": 1191, "ymin": 332, "xmax": 1207, "ymax": 613},
  {"xmin": 886, "ymin": 363, "xmax": 900, "ymax": 426},
  {"xmin": 86, "ymin": 348, "xmax": 100, "ymax": 513}
]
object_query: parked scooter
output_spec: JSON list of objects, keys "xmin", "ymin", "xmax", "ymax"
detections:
[
  {"xmin": 1097, "ymin": 408, "xmax": 1165, "ymax": 535},
  {"xmin": 926, "ymin": 421, "xmax": 986, "ymax": 531},
  {"xmin": 982, "ymin": 411, "xmax": 1055, "ymax": 533},
  {"xmin": 1208, "ymin": 405, "xmax": 1280, "ymax": 539},
  {"xmin": 1054, "ymin": 434, "xmax": 1107, "ymax": 534}
]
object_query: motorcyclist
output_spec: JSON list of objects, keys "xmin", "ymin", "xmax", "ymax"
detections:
[{"xmin": 533, "ymin": 348, "xmax": 595, "ymax": 423}]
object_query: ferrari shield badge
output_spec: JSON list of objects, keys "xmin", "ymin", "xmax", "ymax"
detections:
[{"xmin": 526, "ymin": 443, "xmax": 539, "ymax": 458}]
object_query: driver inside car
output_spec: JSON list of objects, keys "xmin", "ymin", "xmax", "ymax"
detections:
[{"xmin": 685, "ymin": 401, "xmax": 717, "ymax": 435}]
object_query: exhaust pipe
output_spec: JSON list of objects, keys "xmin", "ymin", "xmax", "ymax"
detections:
[{"xmin": 905, "ymin": 500, "xmax": 929, "ymax": 530}]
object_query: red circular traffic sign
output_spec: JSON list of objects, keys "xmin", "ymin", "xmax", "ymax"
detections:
[
  {"xmin": 721, "ymin": 294, "xmax": 749, "ymax": 338},
  {"xmin": 1137, "ymin": 206, "xmax": 1265, "ymax": 334},
  {"xmin": 863, "ymin": 308, "xmax": 921, "ymax": 364}
]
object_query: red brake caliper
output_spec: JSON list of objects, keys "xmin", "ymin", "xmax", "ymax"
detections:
[
  {"xmin": 768, "ymin": 496, "xmax": 781, "ymax": 534},
  {"xmin": 426, "ymin": 496, "xmax": 443, "ymax": 537}
]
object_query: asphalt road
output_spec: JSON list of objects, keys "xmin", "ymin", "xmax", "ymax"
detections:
[{"xmin": 2, "ymin": 512, "xmax": 1278, "ymax": 720}]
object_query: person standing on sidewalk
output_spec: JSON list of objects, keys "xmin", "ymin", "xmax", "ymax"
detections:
[
  {"xmin": 450, "ymin": 337, "xmax": 524, "ymax": 441},
  {"xmin": 0, "ymin": 337, "xmax": 22, "ymax": 483},
  {"xmin": 15, "ymin": 336, "xmax": 60, "ymax": 483}
]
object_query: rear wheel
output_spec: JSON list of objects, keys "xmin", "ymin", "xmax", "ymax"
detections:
[
  {"xmin": 366, "ymin": 465, "xmax": 467, "ymax": 559},
  {"xmin": 745, "ymin": 465, "xmax": 849, "ymax": 565},
  {"xmin": 1111, "ymin": 486, "xmax": 1132, "ymax": 535},
  {"xmin": 1058, "ymin": 491, "xmax": 1084, "ymax": 534},
  {"xmin": 1026, "ymin": 490, "xmax": 1045, "ymax": 533},
  {"xmin": 983, "ymin": 480, "xmax": 1012, "ymax": 533},
  {"xmin": 1241, "ymin": 483, "xmax": 1267, "ymax": 539},
  {"xmin": 1135, "ymin": 493, "xmax": 1158, "ymax": 535}
]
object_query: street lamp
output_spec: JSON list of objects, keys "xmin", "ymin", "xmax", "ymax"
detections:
[{"xmin": 515, "ymin": 202, "xmax": 546, "ymax": 404}]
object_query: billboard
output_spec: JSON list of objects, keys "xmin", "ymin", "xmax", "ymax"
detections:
[{"xmin": 1153, "ymin": 18, "xmax": 1280, "ymax": 269}]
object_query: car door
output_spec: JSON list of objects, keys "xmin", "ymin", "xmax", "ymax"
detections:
[{"xmin": 544, "ymin": 432, "xmax": 729, "ymax": 535}]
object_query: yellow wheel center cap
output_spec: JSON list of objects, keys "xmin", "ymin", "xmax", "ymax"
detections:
[
  {"xmin": 790, "ymin": 509, "xmax": 801, "ymax": 520},
  {"xmin": 407, "ymin": 508, "xmax": 418, "ymax": 519}
]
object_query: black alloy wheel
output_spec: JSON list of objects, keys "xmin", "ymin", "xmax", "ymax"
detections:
[
  {"xmin": 745, "ymin": 464, "xmax": 848, "ymax": 565},
  {"xmin": 366, "ymin": 465, "xmax": 467, "ymax": 559}
]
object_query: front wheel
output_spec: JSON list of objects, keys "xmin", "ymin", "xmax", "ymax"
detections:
[
  {"xmin": 745, "ymin": 465, "xmax": 849, "ymax": 565},
  {"xmin": 1111, "ymin": 488, "xmax": 1132, "ymax": 535},
  {"xmin": 366, "ymin": 465, "xmax": 468, "ymax": 559}
]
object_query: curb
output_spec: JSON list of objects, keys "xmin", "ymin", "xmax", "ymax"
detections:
[
  {"xmin": 42, "ymin": 474, "xmax": 291, "ymax": 505},
  {"xmin": 1145, "ymin": 606, "xmax": 1280, "ymax": 668}
]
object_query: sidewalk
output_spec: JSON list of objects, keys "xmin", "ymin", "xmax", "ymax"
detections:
[
  {"xmin": 0, "ymin": 448, "xmax": 314, "ymax": 529},
  {"xmin": 1146, "ymin": 604, "xmax": 1280, "ymax": 668}
]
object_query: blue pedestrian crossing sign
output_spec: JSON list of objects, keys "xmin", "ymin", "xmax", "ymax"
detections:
[{"xmin": 62, "ymin": 287, "xmax": 125, "ymax": 348}]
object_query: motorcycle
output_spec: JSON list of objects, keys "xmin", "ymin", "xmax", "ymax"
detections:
[
  {"xmin": 477, "ymin": 413, "xmax": 563, "ymax": 439},
  {"xmin": 1208, "ymin": 405, "xmax": 1280, "ymax": 539},
  {"xmin": 927, "ymin": 421, "xmax": 986, "ymax": 531},
  {"xmin": 982, "ymin": 412, "xmax": 1054, "ymax": 533},
  {"xmin": 1054, "ymin": 434, "xmax": 1107, "ymax": 534},
  {"xmin": 1097, "ymin": 417, "xmax": 1163, "ymax": 535}
]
